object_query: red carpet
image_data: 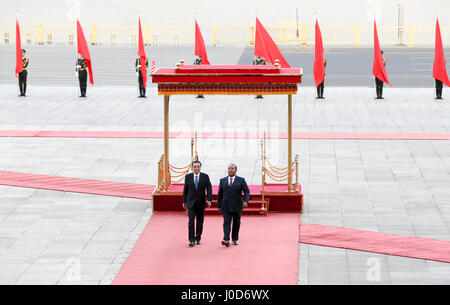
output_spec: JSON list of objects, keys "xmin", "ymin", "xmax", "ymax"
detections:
[
  {"xmin": 299, "ymin": 222, "xmax": 450, "ymax": 263},
  {"xmin": 2, "ymin": 130, "xmax": 450, "ymax": 140},
  {"xmin": 113, "ymin": 212, "xmax": 300, "ymax": 285},
  {"xmin": 0, "ymin": 171, "xmax": 154, "ymax": 200}
]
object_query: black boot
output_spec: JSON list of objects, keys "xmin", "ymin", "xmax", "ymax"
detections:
[
  {"xmin": 376, "ymin": 87, "xmax": 382, "ymax": 99},
  {"xmin": 139, "ymin": 87, "xmax": 145, "ymax": 98},
  {"xmin": 437, "ymin": 88, "xmax": 443, "ymax": 99}
]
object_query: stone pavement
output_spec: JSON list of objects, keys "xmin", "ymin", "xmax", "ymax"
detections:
[{"xmin": 0, "ymin": 84, "xmax": 449, "ymax": 284}]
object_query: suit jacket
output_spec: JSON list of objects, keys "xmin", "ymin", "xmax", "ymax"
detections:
[
  {"xmin": 217, "ymin": 175, "xmax": 250, "ymax": 213},
  {"xmin": 183, "ymin": 172, "xmax": 212, "ymax": 209}
]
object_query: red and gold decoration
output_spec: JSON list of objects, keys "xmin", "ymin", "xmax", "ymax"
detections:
[{"xmin": 152, "ymin": 64, "xmax": 302, "ymax": 95}]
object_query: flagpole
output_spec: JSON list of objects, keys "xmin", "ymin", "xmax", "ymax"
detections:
[
  {"xmin": 16, "ymin": 9, "xmax": 20, "ymax": 96},
  {"xmin": 137, "ymin": 12, "xmax": 141, "ymax": 98},
  {"xmin": 75, "ymin": 17, "xmax": 79, "ymax": 97}
]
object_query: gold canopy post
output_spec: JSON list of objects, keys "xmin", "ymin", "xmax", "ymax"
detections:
[
  {"xmin": 288, "ymin": 94, "xmax": 293, "ymax": 191},
  {"xmin": 164, "ymin": 95, "xmax": 170, "ymax": 189}
]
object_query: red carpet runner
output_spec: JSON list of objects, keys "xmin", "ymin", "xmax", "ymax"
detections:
[
  {"xmin": 113, "ymin": 212, "xmax": 300, "ymax": 285},
  {"xmin": 299, "ymin": 222, "xmax": 450, "ymax": 263},
  {"xmin": 0, "ymin": 171, "xmax": 154, "ymax": 200}
]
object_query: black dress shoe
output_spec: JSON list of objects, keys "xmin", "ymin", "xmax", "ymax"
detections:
[
  {"xmin": 221, "ymin": 240, "xmax": 230, "ymax": 247},
  {"xmin": 189, "ymin": 242, "xmax": 195, "ymax": 247},
  {"xmin": 195, "ymin": 240, "xmax": 201, "ymax": 245},
  {"xmin": 232, "ymin": 240, "xmax": 238, "ymax": 246}
]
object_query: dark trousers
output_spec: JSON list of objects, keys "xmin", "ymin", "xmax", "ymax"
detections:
[
  {"xmin": 138, "ymin": 71, "xmax": 146, "ymax": 97},
  {"xmin": 435, "ymin": 79, "xmax": 443, "ymax": 99},
  {"xmin": 222, "ymin": 210, "xmax": 241, "ymax": 242},
  {"xmin": 18, "ymin": 70, "xmax": 27, "ymax": 96},
  {"xmin": 78, "ymin": 70, "xmax": 87, "ymax": 97},
  {"xmin": 188, "ymin": 205, "xmax": 205, "ymax": 242},
  {"xmin": 317, "ymin": 81, "xmax": 325, "ymax": 98},
  {"xmin": 375, "ymin": 77, "xmax": 384, "ymax": 98}
]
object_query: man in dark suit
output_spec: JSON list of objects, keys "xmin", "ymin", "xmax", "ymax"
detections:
[
  {"xmin": 217, "ymin": 163, "xmax": 250, "ymax": 247},
  {"xmin": 183, "ymin": 161, "xmax": 212, "ymax": 247}
]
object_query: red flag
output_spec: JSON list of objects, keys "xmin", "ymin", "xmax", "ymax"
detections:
[
  {"xmin": 433, "ymin": 18, "xmax": 450, "ymax": 87},
  {"xmin": 138, "ymin": 18, "xmax": 147, "ymax": 88},
  {"xmin": 313, "ymin": 19, "xmax": 325, "ymax": 87},
  {"xmin": 15, "ymin": 18, "xmax": 23, "ymax": 76},
  {"xmin": 76, "ymin": 19, "xmax": 94, "ymax": 85},
  {"xmin": 194, "ymin": 19, "xmax": 210, "ymax": 65},
  {"xmin": 372, "ymin": 20, "xmax": 391, "ymax": 86},
  {"xmin": 255, "ymin": 17, "xmax": 290, "ymax": 68}
]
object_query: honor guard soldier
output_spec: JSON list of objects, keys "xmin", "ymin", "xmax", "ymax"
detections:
[
  {"xmin": 375, "ymin": 50, "xmax": 386, "ymax": 99},
  {"xmin": 316, "ymin": 58, "xmax": 327, "ymax": 99},
  {"xmin": 194, "ymin": 56, "xmax": 205, "ymax": 99},
  {"xmin": 136, "ymin": 57, "xmax": 149, "ymax": 98},
  {"xmin": 253, "ymin": 56, "xmax": 265, "ymax": 99},
  {"xmin": 18, "ymin": 49, "xmax": 29, "ymax": 97},
  {"xmin": 76, "ymin": 56, "xmax": 88, "ymax": 97}
]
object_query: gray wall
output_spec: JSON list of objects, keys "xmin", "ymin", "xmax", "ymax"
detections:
[{"xmin": 3, "ymin": 0, "xmax": 450, "ymax": 27}]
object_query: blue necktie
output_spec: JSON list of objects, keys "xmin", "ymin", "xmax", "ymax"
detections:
[{"xmin": 194, "ymin": 175, "xmax": 199, "ymax": 190}]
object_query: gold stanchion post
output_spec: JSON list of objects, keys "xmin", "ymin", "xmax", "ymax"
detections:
[
  {"xmin": 295, "ymin": 154, "xmax": 299, "ymax": 191},
  {"xmin": 261, "ymin": 137, "xmax": 265, "ymax": 213}
]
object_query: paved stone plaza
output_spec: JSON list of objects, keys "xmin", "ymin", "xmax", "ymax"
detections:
[{"xmin": 0, "ymin": 83, "xmax": 449, "ymax": 285}]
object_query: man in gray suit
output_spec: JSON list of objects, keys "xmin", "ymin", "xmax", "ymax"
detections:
[{"xmin": 217, "ymin": 163, "xmax": 250, "ymax": 247}]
